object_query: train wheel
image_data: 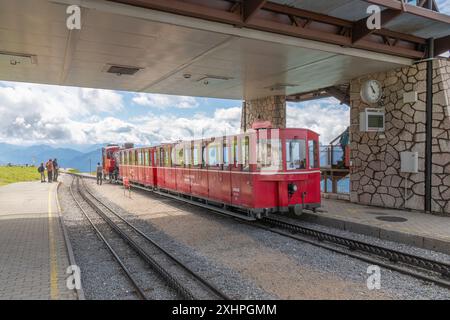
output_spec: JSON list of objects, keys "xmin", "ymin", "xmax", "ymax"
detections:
[{"xmin": 290, "ymin": 204, "xmax": 303, "ymax": 217}]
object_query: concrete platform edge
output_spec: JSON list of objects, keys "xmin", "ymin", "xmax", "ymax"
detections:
[
  {"xmin": 56, "ymin": 182, "xmax": 86, "ymax": 300},
  {"xmin": 301, "ymin": 212, "xmax": 450, "ymax": 255}
]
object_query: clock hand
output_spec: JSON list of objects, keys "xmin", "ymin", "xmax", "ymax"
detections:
[{"xmin": 370, "ymin": 85, "xmax": 376, "ymax": 94}]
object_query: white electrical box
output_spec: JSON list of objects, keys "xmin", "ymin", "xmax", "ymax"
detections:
[
  {"xmin": 400, "ymin": 152, "xmax": 418, "ymax": 173},
  {"xmin": 359, "ymin": 108, "xmax": 385, "ymax": 132}
]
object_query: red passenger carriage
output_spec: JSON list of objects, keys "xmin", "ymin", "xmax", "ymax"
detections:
[{"xmin": 114, "ymin": 127, "xmax": 321, "ymax": 219}]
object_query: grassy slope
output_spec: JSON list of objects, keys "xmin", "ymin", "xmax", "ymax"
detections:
[{"xmin": 0, "ymin": 166, "xmax": 41, "ymax": 186}]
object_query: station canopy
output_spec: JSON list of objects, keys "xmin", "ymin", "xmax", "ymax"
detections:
[{"xmin": 0, "ymin": 0, "xmax": 449, "ymax": 100}]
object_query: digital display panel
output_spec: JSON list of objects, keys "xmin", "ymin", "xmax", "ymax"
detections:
[{"xmin": 367, "ymin": 114, "xmax": 384, "ymax": 129}]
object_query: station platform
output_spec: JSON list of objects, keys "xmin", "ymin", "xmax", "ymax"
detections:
[
  {"xmin": 302, "ymin": 198, "xmax": 450, "ymax": 255},
  {"xmin": 0, "ymin": 181, "xmax": 79, "ymax": 300}
]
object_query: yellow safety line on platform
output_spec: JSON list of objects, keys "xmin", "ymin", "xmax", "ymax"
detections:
[{"xmin": 48, "ymin": 184, "xmax": 59, "ymax": 300}]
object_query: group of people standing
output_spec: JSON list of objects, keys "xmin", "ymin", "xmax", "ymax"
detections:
[{"xmin": 38, "ymin": 159, "xmax": 59, "ymax": 183}]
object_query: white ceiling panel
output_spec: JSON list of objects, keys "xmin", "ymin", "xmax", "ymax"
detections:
[{"xmin": 0, "ymin": 0, "xmax": 412, "ymax": 100}]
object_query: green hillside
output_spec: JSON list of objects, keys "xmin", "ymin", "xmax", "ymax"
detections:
[{"xmin": 0, "ymin": 166, "xmax": 41, "ymax": 186}]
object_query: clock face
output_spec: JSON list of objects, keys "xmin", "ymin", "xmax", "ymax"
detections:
[{"xmin": 361, "ymin": 80, "xmax": 383, "ymax": 104}]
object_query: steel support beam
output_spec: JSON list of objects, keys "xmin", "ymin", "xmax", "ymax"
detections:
[
  {"xmin": 107, "ymin": 0, "xmax": 443, "ymax": 59},
  {"xmin": 352, "ymin": 8, "xmax": 402, "ymax": 43},
  {"xmin": 243, "ymin": 0, "xmax": 267, "ymax": 22}
]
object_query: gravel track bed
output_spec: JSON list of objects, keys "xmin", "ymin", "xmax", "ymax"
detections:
[
  {"xmin": 72, "ymin": 184, "xmax": 180, "ymax": 300},
  {"xmin": 81, "ymin": 188, "xmax": 224, "ymax": 300},
  {"xmin": 84, "ymin": 181, "xmax": 275, "ymax": 299},
  {"xmin": 58, "ymin": 175, "xmax": 137, "ymax": 299},
  {"xmin": 74, "ymin": 176, "xmax": 450, "ymax": 299}
]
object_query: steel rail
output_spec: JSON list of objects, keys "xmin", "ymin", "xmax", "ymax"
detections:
[
  {"xmin": 68, "ymin": 177, "xmax": 148, "ymax": 300},
  {"xmin": 75, "ymin": 178, "xmax": 195, "ymax": 300},
  {"xmin": 78, "ymin": 177, "xmax": 230, "ymax": 300}
]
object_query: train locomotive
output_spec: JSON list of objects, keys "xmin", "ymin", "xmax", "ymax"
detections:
[{"xmin": 102, "ymin": 126, "xmax": 321, "ymax": 219}]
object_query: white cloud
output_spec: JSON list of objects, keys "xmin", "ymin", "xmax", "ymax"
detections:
[
  {"xmin": 287, "ymin": 99, "xmax": 349, "ymax": 144},
  {"xmin": 0, "ymin": 81, "xmax": 349, "ymax": 147},
  {"xmin": 0, "ymin": 81, "xmax": 124, "ymax": 145},
  {"xmin": 130, "ymin": 107, "xmax": 242, "ymax": 144},
  {"xmin": 132, "ymin": 93, "xmax": 199, "ymax": 109}
]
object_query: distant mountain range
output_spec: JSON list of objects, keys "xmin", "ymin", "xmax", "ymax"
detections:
[{"xmin": 0, "ymin": 143, "xmax": 102, "ymax": 172}]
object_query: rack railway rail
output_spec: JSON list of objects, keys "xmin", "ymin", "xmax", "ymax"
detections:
[
  {"xmin": 68, "ymin": 173, "xmax": 450, "ymax": 291},
  {"xmin": 68, "ymin": 175, "xmax": 230, "ymax": 300}
]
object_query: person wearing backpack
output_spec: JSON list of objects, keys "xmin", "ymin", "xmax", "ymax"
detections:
[{"xmin": 38, "ymin": 163, "xmax": 46, "ymax": 183}]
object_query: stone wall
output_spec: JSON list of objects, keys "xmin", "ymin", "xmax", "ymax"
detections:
[
  {"xmin": 349, "ymin": 58, "xmax": 450, "ymax": 214},
  {"xmin": 241, "ymin": 95, "xmax": 286, "ymax": 131}
]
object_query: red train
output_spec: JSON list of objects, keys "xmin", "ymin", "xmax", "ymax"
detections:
[{"xmin": 103, "ymin": 127, "xmax": 321, "ymax": 219}]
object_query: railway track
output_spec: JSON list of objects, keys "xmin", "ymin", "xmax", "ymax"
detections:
[
  {"xmin": 69, "ymin": 175, "xmax": 230, "ymax": 300},
  {"xmin": 256, "ymin": 216, "xmax": 450, "ymax": 289},
  {"xmin": 68, "ymin": 173, "xmax": 450, "ymax": 291}
]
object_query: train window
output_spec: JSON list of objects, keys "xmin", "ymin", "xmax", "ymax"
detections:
[
  {"xmin": 223, "ymin": 141, "xmax": 229, "ymax": 166},
  {"xmin": 184, "ymin": 145, "xmax": 191, "ymax": 166},
  {"xmin": 309, "ymin": 140, "xmax": 319, "ymax": 169},
  {"xmin": 231, "ymin": 137, "xmax": 239, "ymax": 166},
  {"xmin": 175, "ymin": 145, "xmax": 184, "ymax": 166},
  {"xmin": 257, "ymin": 139, "xmax": 282, "ymax": 170},
  {"xmin": 164, "ymin": 147, "xmax": 171, "ymax": 167},
  {"xmin": 286, "ymin": 139, "xmax": 307, "ymax": 170},
  {"xmin": 208, "ymin": 143, "xmax": 220, "ymax": 166},
  {"xmin": 193, "ymin": 144, "xmax": 199, "ymax": 166},
  {"xmin": 241, "ymin": 136, "xmax": 249, "ymax": 171},
  {"xmin": 144, "ymin": 150, "xmax": 149, "ymax": 166},
  {"xmin": 202, "ymin": 145, "xmax": 206, "ymax": 167},
  {"xmin": 158, "ymin": 148, "xmax": 164, "ymax": 167}
]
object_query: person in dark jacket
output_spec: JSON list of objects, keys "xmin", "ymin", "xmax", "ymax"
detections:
[
  {"xmin": 96, "ymin": 162, "xmax": 103, "ymax": 185},
  {"xmin": 53, "ymin": 158, "xmax": 59, "ymax": 182},
  {"xmin": 38, "ymin": 163, "xmax": 46, "ymax": 182}
]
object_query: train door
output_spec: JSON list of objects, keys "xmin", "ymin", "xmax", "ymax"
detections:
[
  {"xmin": 165, "ymin": 145, "xmax": 176, "ymax": 191},
  {"xmin": 183, "ymin": 142, "xmax": 192, "ymax": 195},
  {"xmin": 306, "ymin": 133, "xmax": 321, "ymax": 205},
  {"xmin": 174, "ymin": 142, "xmax": 186, "ymax": 194},
  {"xmin": 156, "ymin": 147, "xmax": 165, "ymax": 189},
  {"xmin": 239, "ymin": 134, "xmax": 254, "ymax": 208},
  {"xmin": 150, "ymin": 148, "xmax": 156, "ymax": 187},
  {"xmin": 218, "ymin": 136, "xmax": 232, "ymax": 204},
  {"xmin": 190, "ymin": 140, "xmax": 202, "ymax": 197},
  {"xmin": 143, "ymin": 148, "xmax": 149, "ymax": 186},
  {"xmin": 230, "ymin": 135, "xmax": 242, "ymax": 207},
  {"xmin": 207, "ymin": 138, "xmax": 222, "ymax": 202}
]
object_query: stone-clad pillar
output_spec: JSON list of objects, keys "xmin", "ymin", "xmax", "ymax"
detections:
[
  {"xmin": 241, "ymin": 95, "xmax": 286, "ymax": 131},
  {"xmin": 349, "ymin": 58, "xmax": 450, "ymax": 214}
]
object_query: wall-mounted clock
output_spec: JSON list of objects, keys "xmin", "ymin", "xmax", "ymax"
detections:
[{"xmin": 360, "ymin": 79, "xmax": 383, "ymax": 104}]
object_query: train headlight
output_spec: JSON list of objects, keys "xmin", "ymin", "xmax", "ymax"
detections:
[{"xmin": 288, "ymin": 183, "xmax": 298, "ymax": 194}]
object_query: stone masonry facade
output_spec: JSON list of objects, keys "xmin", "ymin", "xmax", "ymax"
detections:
[
  {"xmin": 349, "ymin": 58, "xmax": 450, "ymax": 214},
  {"xmin": 241, "ymin": 95, "xmax": 286, "ymax": 131}
]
